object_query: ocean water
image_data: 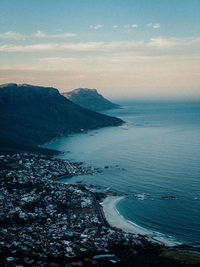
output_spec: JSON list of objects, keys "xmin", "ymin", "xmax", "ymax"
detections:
[{"xmin": 45, "ymin": 101, "xmax": 200, "ymax": 246}]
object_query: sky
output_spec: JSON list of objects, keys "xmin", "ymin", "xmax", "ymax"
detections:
[{"xmin": 0, "ymin": 0, "xmax": 200, "ymax": 99}]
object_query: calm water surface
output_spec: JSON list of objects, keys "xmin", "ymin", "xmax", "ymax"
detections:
[{"xmin": 45, "ymin": 101, "xmax": 200, "ymax": 245}]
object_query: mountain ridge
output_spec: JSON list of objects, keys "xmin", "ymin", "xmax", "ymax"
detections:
[
  {"xmin": 62, "ymin": 88, "xmax": 120, "ymax": 111},
  {"xmin": 0, "ymin": 83, "xmax": 123, "ymax": 154}
]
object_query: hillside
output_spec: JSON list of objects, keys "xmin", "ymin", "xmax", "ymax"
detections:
[
  {"xmin": 62, "ymin": 88, "xmax": 120, "ymax": 111},
  {"xmin": 0, "ymin": 83, "xmax": 123, "ymax": 153}
]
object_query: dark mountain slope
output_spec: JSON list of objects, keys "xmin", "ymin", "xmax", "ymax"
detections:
[
  {"xmin": 62, "ymin": 88, "xmax": 120, "ymax": 111},
  {"xmin": 0, "ymin": 83, "xmax": 123, "ymax": 152}
]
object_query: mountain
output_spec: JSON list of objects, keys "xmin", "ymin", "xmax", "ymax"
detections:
[
  {"xmin": 62, "ymin": 88, "xmax": 120, "ymax": 111},
  {"xmin": 0, "ymin": 83, "xmax": 123, "ymax": 154}
]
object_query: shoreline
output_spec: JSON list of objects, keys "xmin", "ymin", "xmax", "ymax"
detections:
[{"xmin": 101, "ymin": 195, "xmax": 178, "ymax": 247}]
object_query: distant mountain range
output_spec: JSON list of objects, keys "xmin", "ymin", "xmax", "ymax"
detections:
[
  {"xmin": 62, "ymin": 88, "xmax": 120, "ymax": 111},
  {"xmin": 0, "ymin": 83, "xmax": 123, "ymax": 154}
]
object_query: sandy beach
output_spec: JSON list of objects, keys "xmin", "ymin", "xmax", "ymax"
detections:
[{"xmin": 101, "ymin": 196, "xmax": 177, "ymax": 247}]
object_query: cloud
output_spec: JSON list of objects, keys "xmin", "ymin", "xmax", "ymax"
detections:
[
  {"xmin": 124, "ymin": 24, "xmax": 138, "ymax": 29},
  {"xmin": 113, "ymin": 25, "xmax": 119, "ymax": 28},
  {"xmin": 148, "ymin": 37, "xmax": 200, "ymax": 48},
  {"xmin": 0, "ymin": 31, "xmax": 28, "ymax": 40},
  {"xmin": 0, "ymin": 37, "xmax": 199, "ymax": 54},
  {"xmin": 0, "ymin": 42, "xmax": 107, "ymax": 52},
  {"xmin": 35, "ymin": 30, "xmax": 46, "ymax": 38},
  {"xmin": 89, "ymin": 24, "xmax": 103, "ymax": 30},
  {"xmin": 153, "ymin": 23, "xmax": 161, "ymax": 29},
  {"xmin": 149, "ymin": 37, "xmax": 176, "ymax": 47},
  {"xmin": 146, "ymin": 23, "xmax": 160, "ymax": 29},
  {"xmin": 1, "ymin": 39, "xmax": 199, "ymax": 96},
  {"xmin": 0, "ymin": 40, "xmax": 163, "ymax": 53},
  {"xmin": 0, "ymin": 30, "xmax": 77, "ymax": 40},
  {"xmin": 0, "ymin": 65, "xmax": 58, "ymax": 72},
  {"xmin": 50, "ymin": 33, "xmax": 77, "ymax": 38},
  {"xmin": 35, "ymin": 30, "xmax": 77, "ymax": 38}
]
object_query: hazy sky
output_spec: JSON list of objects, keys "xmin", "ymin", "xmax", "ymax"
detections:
[{"xmin": 0, "ymin": 0, "xmax": 200, "ymax": 99}]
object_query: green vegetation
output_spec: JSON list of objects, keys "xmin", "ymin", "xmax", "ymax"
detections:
[
  {"xmin": 162, "ymin": 250, "xmax": 200, "ymax": 264},
  {"xmin": 73, "ymin": 208, "xmax": 95, "ymax": 215},
  {"xmin": 5, "ymin": 163, "xmax": 19, "ymax": 169},
  {"xmin": 0, "ymin": 161, "xmax": 20, "ymax": 171}
]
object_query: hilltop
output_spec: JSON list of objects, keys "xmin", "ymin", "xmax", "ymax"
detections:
[
  {"xmin": 62, "ymin": 88, "xmax": 120, "ymax": 111},
  {"xmin": 0, "ymin": 83, "xmax": 123, "ymax": 154}
]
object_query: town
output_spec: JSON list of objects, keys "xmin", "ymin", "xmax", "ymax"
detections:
[{"xmin": 0, "ymin": 153, "xmax": 194, "ymax": 266}]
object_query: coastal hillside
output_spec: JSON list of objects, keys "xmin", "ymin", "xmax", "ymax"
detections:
[
  {"xmin": 62, "ymin": 88, "xmax": 120, "ymax": 111},
  {"xmin": 0, "ymin": 83, "xmax": 123, "ymax": 153}
]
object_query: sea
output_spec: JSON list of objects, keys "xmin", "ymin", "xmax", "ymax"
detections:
[{"xmin": 45, "ymin": 100, "xmax": 200, "ymax": 246}]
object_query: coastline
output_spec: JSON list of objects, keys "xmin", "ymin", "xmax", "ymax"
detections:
[{"xmin": 101, "ymin": 195, "xmax": 178, "ymax": 247}]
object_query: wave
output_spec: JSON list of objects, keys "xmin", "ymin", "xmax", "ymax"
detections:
[{"xmin": 115, "ymin": 203, "xmax": 180, "ymax": 245}]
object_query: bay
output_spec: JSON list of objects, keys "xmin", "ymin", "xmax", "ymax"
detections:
[{"xmin": 45, "ymin": 101, "xmax": 200, "ymax": 245}]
